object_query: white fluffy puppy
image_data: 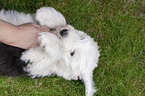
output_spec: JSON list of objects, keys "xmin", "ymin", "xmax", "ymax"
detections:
[{"xmin": 0, "ymin": 7, "xmax": 100, "ymax": 96}]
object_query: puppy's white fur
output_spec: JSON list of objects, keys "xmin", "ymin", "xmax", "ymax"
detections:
[
  {"xmin": 0, "ymin": 7, "xmax": 100, "ymax": 96},
  {"xmin": 0, "ymin": 9, "xmax": 36, "ymax": 25},
  {"xmin": 36, "ymin": 7, "xmax": 66, "ymax": 28}
]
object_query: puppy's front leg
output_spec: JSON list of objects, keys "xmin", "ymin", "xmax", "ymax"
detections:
[
  {"xmin": 81, "ymin": 71, "xmax": 96, "ymax": 96},
  {"xmin": 38, "ymin": 32, "xmax": 63, "ymax": 59}
]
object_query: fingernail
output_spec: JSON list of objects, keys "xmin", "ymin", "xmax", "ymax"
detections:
[{"xmin": 33, "ymin": 24, "xmax": 41, "ymax": 28}]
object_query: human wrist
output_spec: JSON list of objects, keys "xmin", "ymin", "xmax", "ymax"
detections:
[{"xmin": 7, "ymin": 26, "xmax": 19, "ymax": 43}]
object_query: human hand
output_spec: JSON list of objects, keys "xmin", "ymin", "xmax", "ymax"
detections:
[{"xmin": 14, "ymin": 23, "xmax": 50, "ymax": 49}]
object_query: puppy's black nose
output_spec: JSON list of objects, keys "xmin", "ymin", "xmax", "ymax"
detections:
[
  {"xmin": 50, "ymin": 28, "xmax": 55, "ymax": 31},
  {"xmin": 60, "ymin": 29, "xmax": 68, "ymax": 37}
]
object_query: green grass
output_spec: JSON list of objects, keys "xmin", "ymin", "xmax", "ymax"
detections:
[{"xmin": 0, "ymin": 0, "xmax": 145, "ymax": 96}]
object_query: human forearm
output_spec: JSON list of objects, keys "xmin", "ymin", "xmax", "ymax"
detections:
[
  {"xmin": 0, "ymin": 19, "xmax": 18, "ymax": 44},
  {"xmin": 0, "ymin": 19, "xmax": 50, "ymax": 49}
]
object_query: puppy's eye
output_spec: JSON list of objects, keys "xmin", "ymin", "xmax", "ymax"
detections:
[
  {"xmin": 70, "ymin": 51, "xmax": 75, "ymax": 56},
  {"xmin": 60, "ymin": 29, "xmax": 68, "ymax": 37}
]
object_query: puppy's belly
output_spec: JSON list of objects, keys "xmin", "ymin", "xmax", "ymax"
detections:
[{"xmin": 0, "ymin": 43, "xmax": 27, "ymax": 76}]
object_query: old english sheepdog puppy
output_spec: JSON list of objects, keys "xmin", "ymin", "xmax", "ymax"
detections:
[{"xmin": 0, "ymin": 7, "xmax": 100, "ymax": 96}]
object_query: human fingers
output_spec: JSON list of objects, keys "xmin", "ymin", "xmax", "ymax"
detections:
[
  {"xmin": 38, "ymin": 27, "xmax": 50, "ymax": 32},
  {"xmin": 32, "ymin": 23, "xmax": 50, "ymax": 32}
]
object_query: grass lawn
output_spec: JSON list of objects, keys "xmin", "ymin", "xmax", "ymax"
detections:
[{"xmin": 0, "ymin": 0, "xmax": 145, "ymax": 96}]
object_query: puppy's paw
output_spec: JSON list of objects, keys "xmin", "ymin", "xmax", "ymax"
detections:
[
  {"xmin": 36, "ymin": 7, "xmax": 66, "ymax": 28},
  {"xmin": 38, "ymin": 32, "xmax": 57, "ymax": 47}
]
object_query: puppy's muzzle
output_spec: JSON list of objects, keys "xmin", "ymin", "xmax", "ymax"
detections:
[{"xmin": 50, "ymin": 28, "xmax": 68, "ymax": 38}]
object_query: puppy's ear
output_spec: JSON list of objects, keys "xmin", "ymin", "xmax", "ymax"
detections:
[{"xmin": 36, "ymin": 7, "xmax": 66, "ymax": 28}]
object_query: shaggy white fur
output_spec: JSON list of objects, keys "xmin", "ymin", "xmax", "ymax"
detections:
[{"xmin": 0, "ymin": 7, "xmax": 100, "ymax": 96}]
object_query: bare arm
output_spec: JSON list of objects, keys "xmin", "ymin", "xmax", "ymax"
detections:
[
  {"xmin": 0, "ymin": 19, "xmax": 50, "ymax": 49},
  {"xmin": 0, "ymin": 19, "xmax": 18, "ymax": 44}
]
